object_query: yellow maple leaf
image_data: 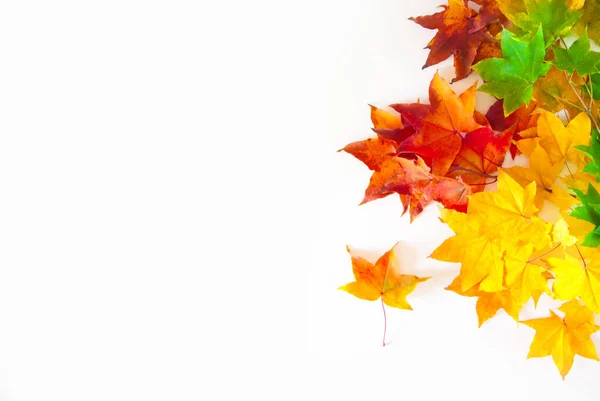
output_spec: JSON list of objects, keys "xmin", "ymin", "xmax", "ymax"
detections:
[
  {"xmin": 446, "ymin": 275, "xmax": 521, "ymax": 327},
  {"xmin": 433, "ymin": 232, "xmax": 504, "ymax": 292},
  {"xmin": 533, "ymin": 67, "xmax": 585, "ymax": 118},
  {"xmin": 339, "ymin": 244, "xmax": 430, "ymax": 309},
  {"xmin": 536, "ymin": 110, "xmax": 590, "ymax": 165},
  {"xmin": 552, "ymin": 218, "xmax": 578, "ymax": 246},
  {"xmin": 562, "ymin": 170, "xmax": 600, "ymax": 194},
  {"xmin": 560, "ymin": 212, "xmax": 596, "ymax": 246},
  {"xmin": 467, "ymin": 170, "xmax": 538, "ymax": 236},
  {"xmin": 431, "ymin": 171, "xmax": 552, "ymax": 292},
  {"xmin": 522, "ymin": 299, "xmax": 600, "ymax": 379},
  {"xmin": 369, "ymin": 105, "xmax": 403, "ymax": 130},
  {"xmin": 547, "ymin": 250, "xmax": 600, "ymax": 314},
  {"xmin": 504, "ymin": 145, "xmax": 576, "ymax": 210},
  {"xmin": 514, "ymin": 137, "xmax": 539, "ymax": 158},
  {"xmin": 503, "ymin": 243, "xmax": 551, "ymax": 306},
  {"xmin": 575, "ymin": 0, "xmax": 600, "ymax": 45},
  {"xmin": 497, "ymin": 0, "xmax": 526, "ymax": 21}
]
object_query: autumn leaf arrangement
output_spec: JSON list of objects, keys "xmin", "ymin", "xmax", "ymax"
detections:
[{"xmin": 338, "ymin": 0, "xmax": 600, "ymax": 379}]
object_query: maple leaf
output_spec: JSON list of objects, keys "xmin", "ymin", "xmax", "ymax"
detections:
[
  {"xmin": 370, "ymin": 105, "xmax": 404, "ymax": 130},
  {"xmin": 397, "ymin": 178, "xmax": 471, "ymax": 223},
  {"xmin": 574, "ymin": 0, "xmax": 600, "ymax": 46},
  {"xmin": 576, "ymin": 129, "xmax": 600, "ymax": 179},
  {"xmin": 360, "ymin": 156, "xmax": 432, "ymax": 205},
  {"xmin": 431, "ymin": 171, "xmax": 552, "ymax": 292},
  {"xmin": 339, "ymin": 243, "xmax": 430, "ymax": 309},
  {"xmin": 447, "ymin": 126, "xmax": 512, "ymax": 189},
  {"xmin": 552, "ymin": 218, "xmax": 578, "ymax": 247},
  {"xmin": 504, "ymin": 145, "xmax": 576, "ymax": 210},
  {"xmin": 532, "ymin": 66, "xmax": 585, "ymax": 117},
  {"xmin": 536, "ymin": 110, "xmax": 591, "ymax": 165},
  {"xmin": 466, "ymin": 170, "xmax": 550, "ymax": 244},
  {"xmin": 563, "ymin": 170, "xmax": 600, "ymax": 194},
  {"xmin": 338, "ymin": 138, "xmax": 398, "ymax": 171},
  {"xmin": 485, "ymin": 99, "xmax": 538, "ymax": 158},
  {"xmin": 431, "ymin": 215, "xmax": 505, "ymax": 292},
  {"xmin": 486, "ymin": 99, "xmax": 538, "ymax": 133},
  {"xmin": 498, "ymin": 0, "xmax": 582, "ymax": 45},
  {"xmin": 339, "ymin": 244, "xmax": 431, "ymax": 346},
  {"xmin": 471, "ymin": 0, "xmax": 509, "ymax": 32},
  {"xmin": 358, "ymin": 154, "xmax": 471, "ymax": 220},
  {"xmin": 410, "ymin": 0, "xmax": 487, "ymax": 82},
  {"xmin": 503, "ymin": 243, "xmax": 551, "ymax": 306},
  {"xmin": 474, "ymin": 26, "xmax": 550, "ymax": 115},
  {"xmin": 522, "ymin": 299, "xmax": 600, "ymax": 379},
  {"xmin": 472, "ymin": 32, "xmax": 503, "ymax": 65},
  {"xmin": 369, "ymin": 105, "xmax": 416, "ymax": 143},
  {"xmin": 446, "ymin": 275, "xmax": 521, "ymax": 327},
  {"xmin": 428, "ymin": 175, "xmax": 471, "ymax": 213},
  {"xmin": 442, "ymin": 224, "xmax": 560, "ymax": 327},
  {"xmin": 571, "ymin": 183, "xmax": 600, "ymax": 247},
  {"xmin": 391, "ymin": 72, "xmax": 481, "ymax": 175},
  {"xmin": 553, "ymin": 31, "xmax": 600, "ymax": 76},
  {"xmin": 561, "ymin": 211, "xmax": 597, "ymax": 247},
  {"xmin": 547, "ymin": 252, "xmax": 600, "ymax": 314}
]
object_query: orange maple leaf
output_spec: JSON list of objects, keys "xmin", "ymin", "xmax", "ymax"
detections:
[
  {"xmin": 448, "ymin": 126, "xmax": 512, "ymax": 189},
  {"xmin": 359, "ymin": 155, "xmax": 471, "ymax": 220},
  {"xmin": 360, "ymin": 156, "xmax": 433, "ymax": 205},
  {"xmin": 410, "ymin": 0, "xmax": 498, "ymax": 81},
  {"xmin": 391, "ymin": 72, "xmax": 481, "ymax": 176},
  {"xmin": 339, "ymin": 243, "xmax": 430, "ymax": 345},
  {"xmin": 338, "ymin": 138, "xmax": 398, "ymax": 171},
  {"xmin": 470, "ymin": 0, "xmax": 509, "ymax": 32},
  {"xmin": 485, "ymin": 99, "xmax": 539, "ymax": 159},
  {"xmin": 369, "ymin": 105, "xmax": 416, "ymax": 144}
]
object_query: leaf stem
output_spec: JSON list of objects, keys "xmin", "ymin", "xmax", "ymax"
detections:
[
  {"xmin": 527, "ymin": 243, "xmax": 562, "ymax": 263},
  {"xmin": 559, "ymin": 36, "xmax": 569, "ymax": 50},
  {"xmin": 565, "ymin": 162, "xmax": 575, "ymax": 178},
  {"xmin": 381, "ymin": 298, "xmax": 387, "ymax": 347},
  {"xmin": 563, "ymin": 70, "xmax": 600, "ymax": 131},
  {"xmin": 448, "ymin": 166, "xmax": 497, "ymax": 178},
  {"xmin": 469, "ymin": 178, "xmax": 498, "ymax": 186},
  {"xmin": 575, "ymin": 243, "xmax": 587, "ymax": 268},
  {"xmin": 587, "ymin": 76, "xmax": 595, "ymax": 109}
]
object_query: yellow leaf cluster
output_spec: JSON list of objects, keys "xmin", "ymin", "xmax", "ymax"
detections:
[
  {"xmin": 431, "ymin": 170, "xmax": 554, "ymax": 327},
  {"xmin": 505, "ymin": 111, "xmax": 590, "ymax": 210},
  {"xmin": 430, "ymin": 111, "xmax": 600, "ymax": 377}
]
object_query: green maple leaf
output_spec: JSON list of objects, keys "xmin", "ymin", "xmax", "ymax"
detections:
[
  {"xmin": 553, "ymin": 31, "xmax": 600, "ymax": 76},
  {"xmin": 571, "ymin": 183, "xmax": 600, "ymax": 247},
  {"xmin": 473, "ymin": 26, "xmax": 550, "ymax": 115},
  {"xmin": 576, "ymin": 129, "xmax": 600, "ymax": 180},
  {"xmin": 500, "ymin": 0, "xmax": 583, "ymax": 46}
]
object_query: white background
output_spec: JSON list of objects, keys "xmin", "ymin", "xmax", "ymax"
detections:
[
  {"xmin": 310, "ymin": 1, "xmax": 600, "ymax": 400},
  {"xmin": 0, "ymin": 0, "xmax": 318, "ymax": 400}
]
